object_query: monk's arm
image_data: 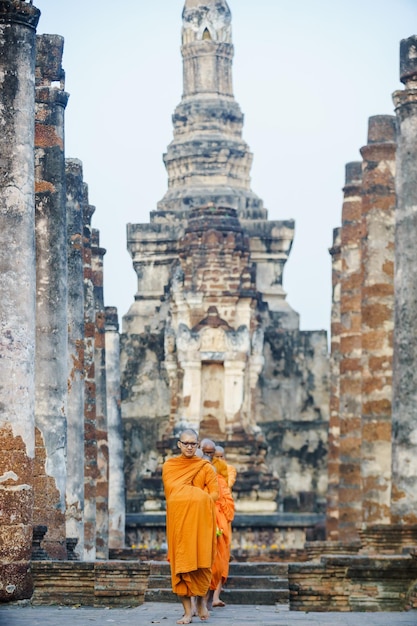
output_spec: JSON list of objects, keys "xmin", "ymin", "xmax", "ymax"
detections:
[{"xmin": 205, "ymin": 465, "xmax": 219, "ymax": 502}]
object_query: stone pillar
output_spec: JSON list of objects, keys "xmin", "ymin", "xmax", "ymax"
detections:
[
  {"xmin": 83, "ymin": 198, "xmax": 97, "ymax": 560},
  {"xmin": 359, "ymin": 115, "xmax": 396, "ymax": 527},
  {"xmin": 34, "ymin": 34, "xmax": 69, "ymax": 560},
  {"xmin": 180, "ymin": 359, "xmax": 202, "ymax": 431},
  {"xmin": 392, "ymin": 36, "xmax": 417, "ymax": 524},
  {"xmin": 0, "ymin": 0, "xmax": 40, "ymax": 601},
  {"xmin": 92, "ymin": 229, "xmax": 109, "ymax": 559},
  {"xmin": 65, "ymin": 158, "xmax": 85, "ymax": 558},
  {"xmin": 224, "ymin": 360, "xmax": 245, "ymax": 431},
  {"xmin": 326, "ymin": 226, "xmax": 341, "ymax": 541},
  {"xmin": 105, "ymin": 307, "xmax": 126, "ymax": 549},
  {"xmin": 338, "ymin": 161, "xmax": 363, "ymax": 541}
]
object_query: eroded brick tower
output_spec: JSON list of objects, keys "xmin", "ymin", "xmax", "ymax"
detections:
[{"xmin": 121, "ymin": 0, "xmax": 329, "ymax": 547}]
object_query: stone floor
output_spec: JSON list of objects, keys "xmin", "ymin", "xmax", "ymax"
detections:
[{"xmin": 0, "ymin": 602, "xmax": 416, "ymax": 626}]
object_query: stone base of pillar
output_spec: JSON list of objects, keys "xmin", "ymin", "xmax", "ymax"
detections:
[
  {"xmin": 32, "ymin": 525, "xmax": 51, "ymax": 561},
  {"xmin": 66, "ymin": 538, "xmax": 79, "ymax": 561}
]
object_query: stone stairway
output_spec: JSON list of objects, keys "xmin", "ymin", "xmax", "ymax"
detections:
[{"xmin": 145, "ymin": 561, "xmax": 289, "ymax": 605}]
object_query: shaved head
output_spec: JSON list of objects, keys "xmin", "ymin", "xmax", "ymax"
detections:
[{"xmin": 179, "ymin": 428, "xmax": 198, "ymax": 440}]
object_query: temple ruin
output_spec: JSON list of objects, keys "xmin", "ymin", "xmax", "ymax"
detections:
[
  {"xmin": 0, "ymin": 0, "xmax": 417, "ymax": 612},
  {"xmin": 120, "ymin": 0, "xmax": 330, "ymax": 549}
]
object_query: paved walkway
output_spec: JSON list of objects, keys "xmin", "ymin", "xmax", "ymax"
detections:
[{"xmin": 0, "ymin": 602, "xmax": 416, "ymax": 626}]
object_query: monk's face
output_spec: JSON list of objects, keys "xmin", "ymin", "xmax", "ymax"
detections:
[
  {"xmin": 201, "ymin": 443, "xmax": 215, "ymax": 460},
  {"xmin": 214, "ymin": 451, "xmax": 224, "ymax": 460},
  {"xmin": 177, "ymin": 435, "xmax": 199, "ymax": 458}
]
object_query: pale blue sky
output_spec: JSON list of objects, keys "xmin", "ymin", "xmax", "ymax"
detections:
[{"xmin": 35, "ymin": 0, "xmax": 417, "ymax": 335}]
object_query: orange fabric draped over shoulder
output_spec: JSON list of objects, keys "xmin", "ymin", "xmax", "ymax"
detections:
[
  {"xmin": 162, "ymin": 455, "xmax": 218, "ymax": 597},
  {"xmin": 210, "ymin": 473, "xmax": 235, "ymax": 590}
]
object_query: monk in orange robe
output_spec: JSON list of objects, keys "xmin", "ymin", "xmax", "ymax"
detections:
[
  {"xmin": 214, "ymin": 445, "xmax": 237, "ymax": 490},
  {"xmin": 200, "ymin": 440, "xmax": 235, "ymax": 610},
  {"xmin": 162, "ymin": 429, "xmax": 218, "ymax": 624}
]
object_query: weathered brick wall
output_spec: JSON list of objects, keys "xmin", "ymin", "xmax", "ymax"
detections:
[
  {"xmin": 31, "ymin": 561, "xmax": 150, "ymax": 607},
  {"xmin": 338, "ymin": 160, "xmax": 363, "ymax": 542},
  {"xmin": 289, "ymin": 555, "xmax": 417, "ymax": 612},
  {"xmin": 359, "ymin": 115, "xmax": 396, "ymax": 528},
  {"xmin": 123, "ymin": 512, "xmax": 324, "ymax": 559},
  {"xmin": 330, "ymin": 115, "xmax": 396, "ymax": 539},
  {"xmin": 259, "ymin": 328, "xmax": 329, "ymax": 513},
  {"xmin": 92, "ymin": 229, "xmax": 109, "ymax": 559},
  {"xmin": 83, "ymin": 201, "xmax": 98, "ymax": 560}
]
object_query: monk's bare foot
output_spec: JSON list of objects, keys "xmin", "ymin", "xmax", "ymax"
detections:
[
  {"xmin": 212, "ymin": 600, "xmax": 226, "ymax": 607},
  {"xmin": 196, "ymin": 596, "xmax": 209, "ymax": 621},
  {"xmin": 177, "ymin": 615, "xmax": 193, "ymax": 625}
]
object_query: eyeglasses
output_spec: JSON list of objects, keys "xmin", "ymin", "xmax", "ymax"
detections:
[{"xmin": 179, "ymin": 441, "xmax": 198, "ymax": 448}]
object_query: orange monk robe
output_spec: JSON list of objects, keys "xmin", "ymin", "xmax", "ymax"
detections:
[
  {"xmin": 227, "ymin": 463, "xmax": 237, "ymax": 489},
  {"xmin": 209, "ymin": 472, "xmax": 235, "ymax": 591},
  {"xmin": 213, "ymin": 457, "xmax": 235, "ymax": 547},
  {"xmin": 162, "ymin": 456, "xmax": 218, "ymax": 597}
]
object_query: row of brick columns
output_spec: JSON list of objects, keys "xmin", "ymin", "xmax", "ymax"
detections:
[
  {"xmin": 328, "ymin": 115, "xmax": 396, "ymax": 542},
  {"xmin": 328, "ymin": 35, "xmax": 417, "ymax": 541},
  {"xmin": 0, "ymin": 2, "xmax": 125, "ymax": 602}
]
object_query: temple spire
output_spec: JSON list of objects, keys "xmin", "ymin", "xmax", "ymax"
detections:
[
  {"xmin": 158, "ymin": 0, "xmax": 260, "ymax": 213},
  {"xmin": 181, "ymin": 0, "xmax": 233, "ymax": 97}
]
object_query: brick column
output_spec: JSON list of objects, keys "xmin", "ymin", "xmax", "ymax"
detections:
[
  {"xmin": 92, "ymin": 229, "xmax": 109, "ymax": 559},
  {"xmin": 65, "ymin": 158, "xmax": 86, "ymax": 558},
  {"xmin": 0, "ymin": 0, "xmax": 40, "ymax": 601},
  {"xmin": 34, "ymin": 34, "xmax": 69, "ymax": 560},
  {"xmin": 392, "ymin": 36, "xmax": 417, "ymax": 524},
  {"xmin": 338, "ymin": 161, "xmax": 363, "ymax": 541},
  {"xmin": 359, "ymin": 115, "xmax": 396, "ymax": 527},
  {"xmin": 105, "ymin": 307, "xmax": 126, "ymax": 549},
  {"xmin": 326, "ymin": 226, "xmax": 341, "ymax": 540},
  {"xmin": 83, "ymin": 199, "xmax": 98, "ymax": 560}
]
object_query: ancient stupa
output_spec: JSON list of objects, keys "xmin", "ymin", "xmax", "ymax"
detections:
[{"xmin": 121, "ymin": 0, "xmax": 329, "ymax": 539}]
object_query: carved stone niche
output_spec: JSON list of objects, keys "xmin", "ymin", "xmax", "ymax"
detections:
[{"xmin": 174, "ymin": 306, "xmax": 253, "ymax": 438}]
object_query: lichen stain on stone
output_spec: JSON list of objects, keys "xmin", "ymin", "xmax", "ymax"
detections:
[
  {"xmin": 68, "ymin": 339, "xmax": 85, "ymax": 391},
  {"xmin": 35, "ymin": 180, "xmax": 55, "ymax": 193},
  {"xmin": 203, "ymin": 400, "xmax": 219, "ymax": 408},
  {"xmin": 35, "ymin": 124, "xmax": 63, "ymax": 149},
  {"xmin": 70, "ymin": 233, "xmax": 83, "ymax": 250},
  {"xmin": 391, "ymin": 483, "xmax": 406, "ymax": 502}
]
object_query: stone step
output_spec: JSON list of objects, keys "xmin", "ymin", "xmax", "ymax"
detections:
[
  {"xmin": 148, "ymin": 560, "xmax": 288, "ymax": 576},
  {"xmin": 228, "ymin": 561, "xmax": 288, "ymax": 576},
  {"xmin": 145, "ymin": 586, "xmax": 288, "ymax": 605},
  {"xmin": 216, "ymin": 587, "xmax": 289, "ymax": 605},
  {"xmin": 147, "ymin": 574, "xmax": 288, "ymax": 591},
  {"xmin": 145, "ymin": 587, "xmax": 177, "ymax": 603},
  {"xmin": 144, "ymin": 560, "xmax": 290, "ymax": 605},
  {"xmin": 222, "ymin": 575, "xmax": 288, "ymax": 590}
]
